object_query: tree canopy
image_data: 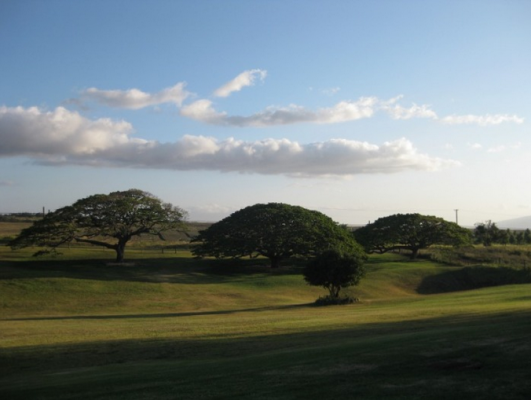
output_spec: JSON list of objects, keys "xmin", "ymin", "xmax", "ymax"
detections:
[
  {"xmin": 304, "ymin": 249, "xmax": 366, "ymax": 301},
  {"xmin": 473, "ymin": 220, "xmax": 501, "ymax": 246},
  {"xmin": 354, "ymin": 213, "xmax": 471, "ymax": 259},
  {"xmin": 192, "ymin": 203, "xmax": 361, "ymax": 268},
  {"xmin": 8, "ymin": 189, "xmax": 187, "ymax": 262}
]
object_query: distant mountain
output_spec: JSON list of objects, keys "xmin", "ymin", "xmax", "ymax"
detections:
[{"xmin": 496, "ymin": 216, "xmax": 531, "ymax": 230}]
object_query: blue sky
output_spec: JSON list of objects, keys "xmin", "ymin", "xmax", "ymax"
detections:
[{"xmin": 1, "ymin": 0, "xmax": 530, "ymax": 226}]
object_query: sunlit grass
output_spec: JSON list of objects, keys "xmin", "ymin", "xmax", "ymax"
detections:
[{"xmin": 2, "ymin": 237, "xmax": 531, "ymax": 399}]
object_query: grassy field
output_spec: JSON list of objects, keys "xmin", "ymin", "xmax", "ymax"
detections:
[{"xmin": 1, "ymin": 222, "xmax": 531, "ymax": 399}]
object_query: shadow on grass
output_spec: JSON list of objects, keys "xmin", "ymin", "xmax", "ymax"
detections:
[
  {"xmin": 0, "ymin": 256, "xmax": 304, "ymax": 284},
  {"xmin": 417, "ymin": 266, "xmax": 531, "ymax": 294},
  {"xmin": 6, "ymin": 303, "xmax": 313, "ymax": 321},
  {"xmin": 3, "ymin": 309, "xmax": 531, "ymax": 400}
]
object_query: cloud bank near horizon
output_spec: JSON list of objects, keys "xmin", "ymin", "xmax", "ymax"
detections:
[{"xmin": 0, "ymin": 106, "xmax": 458, "ymax": 177}]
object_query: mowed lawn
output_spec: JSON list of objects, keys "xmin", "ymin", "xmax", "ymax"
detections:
[{"xmin": 1, "ymin": 245, "xmax": 531, "ymax": 399}]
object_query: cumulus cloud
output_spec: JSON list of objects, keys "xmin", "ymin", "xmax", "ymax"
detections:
[
  {"xmin": 213, "ymin": 69, "xmax": 267, "ymax": 98},
  {"xmin": 81, "ymin": 82, "xmax": 190, "ymax": 109},
  {"xmin": 440, "ymin": 114, "xmax": 524, "ymax": 126},
  {"xmin": 180, "ymin": 97, "xmax": 378, "ymax": 127},
  {"xmin": 0, "ymin": 106, "xmax": 142, "ymax": 157},
  {"xmin": 0, "ymin": 106, "xmax": 458, "ymax": 177},
  {"xmin": 180, "ymin": 100, "xmax": 226, "ymax": 124}
]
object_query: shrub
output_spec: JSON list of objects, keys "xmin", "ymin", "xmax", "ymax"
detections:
[{"xmin": 313, "ymin": 295, "xmax": 359, "ymax": 306}]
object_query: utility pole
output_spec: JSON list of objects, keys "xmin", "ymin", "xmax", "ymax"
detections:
[{"xmin": 454, "ymin": 209, "xmax": 459, "ymax": 225}]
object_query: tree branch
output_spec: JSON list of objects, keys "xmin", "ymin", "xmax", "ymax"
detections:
[{"xmin": 74, "ymin": 238, "xmax": 117, "ymax": 249}]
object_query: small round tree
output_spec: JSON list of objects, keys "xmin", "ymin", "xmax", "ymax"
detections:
[{"xmin": 304, "ymin": 248, "xmax": 367, "ymax": 305}]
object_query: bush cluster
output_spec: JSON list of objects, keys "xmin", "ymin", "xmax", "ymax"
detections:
[{"xmin": 313, "ymin": 295, "xmax": 359, "ymax": 306}]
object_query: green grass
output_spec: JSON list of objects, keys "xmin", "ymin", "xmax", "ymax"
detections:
[{"xmin": 1, "ymin": 245, "xmax": 531, "ymax": 399}]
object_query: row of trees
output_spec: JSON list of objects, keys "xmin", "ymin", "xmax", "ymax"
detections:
[
  {"xmin": 9, "ymin": 188, "xmax": 526, "ymax": 301},
  {"xmin": 474, "ymin": 220, "xmax": 531, "ymax": 246},
  {"xmin": 8, "ymin": 193, "xmax": 368, "ymax": 301}
]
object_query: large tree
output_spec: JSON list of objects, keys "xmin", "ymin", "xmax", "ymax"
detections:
[
  {"xmin": 8, "ymin": 189, "xmax": 187, "ymax": 262},
  {"xmin": 192, "ymin": 203, "xmax": 361, "ymax": 268},
  {"xmin": 354, "ymin": 213, "xmax": 471, "ymax": 259}
]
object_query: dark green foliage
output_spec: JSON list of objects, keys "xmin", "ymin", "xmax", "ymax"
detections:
[
  {"xmin": 524, "ymin": 228, "xmax": 531, "ymax": 244},
  {"xmin": 313, "ymin": 295, "xmax": 358, "ymax": 306},
  {"xmin": 192, "ymin": 203, "xmax": 360, "ymax": 268},
  {"xmin": 474, "ymin": 220, "xmax": 500, "ymax": 246},
  {"xmin": 8, "ymin": 189, "xmax": 187, "ymax": 262},
  {"xmin": 426, "ymin": 244, "xmax": 531, "ymax": 269},
  {"xmin": 417, "ymin": 266, "xmax": 531, "ymax": 294},
  {"xmin": 304, "ymin": 249, "xmax": 366, "ymax": 300},
  {"xmin": 354, "ymin": 213, "xmax": 471, "ymax": 259}
]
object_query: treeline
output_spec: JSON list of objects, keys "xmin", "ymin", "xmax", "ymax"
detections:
[
  {"xmin": 474, "ymin": 221, "xmax": 531, "ymax": 246},
  {"xmin": 0, "ymin": 213, "xmax": 43, "ymax": 222}
]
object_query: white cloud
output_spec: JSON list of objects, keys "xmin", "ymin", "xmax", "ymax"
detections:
[
  {"xmin": 487, "ymin": 145, "xmax": 506, "ymax": 153},
  {"xmin": 322, "ymin": 87, "xmax": 341, "ymax": 96},
  {"xmin": 82, "ymin": 82, "xmax": 190, "ymax": 109},
  {"xmin": 486, "ymin": 142, "xmax": 521, "ymax": 153},
  {"xmin": 180, "ymin": 100, "xmax": 226, "ymax": 124},
  {"xmin": 180, "ymin": 97, "xmax": 378, "ymax": 127},
  {"xmin": 57, "ymin": 136, "xmax": 459, "ymax": 177},
  {"xmin": 379, "ymin": 96, "xmax": 437, "ymax": 120},
  {"xmin": 0, "ymin": 106, "xmax": 458, "ymax": 177},
  {"xmin": 380, "ymin": 96, "xmax": 523, "ymax": 126},
  {"xmin": 469, "ymin": 143, "xmax": 483, "ymax": 150},
  {"xmin": 72, "ymin": 74, "xmax": 523, "ymax": 130},
  {"xmin": 440, "ymin": 114, "xmax": 524, "ymax": 126},
  {"xmin": 213, "ymin": 69, "xmax": 267, "ymax": 98},
  {"xmin": 384, "ymin": 103, "xmax": 438, "ymax": 120},
  {"xmin": 0, "ymin": 106, "xmax": 141, "ymax": 157}
]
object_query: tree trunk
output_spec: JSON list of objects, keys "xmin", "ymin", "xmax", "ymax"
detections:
[
  {"xmin": 410, "ymin": 248, "xmax": 419, "ymax": 259},
  {"xmin": 327, "ymin": 285, "xmax": 341, "ymax": 299},
  {"xmin": 115, "ymin": 240, "xmax": 127, "ymax": 263}
]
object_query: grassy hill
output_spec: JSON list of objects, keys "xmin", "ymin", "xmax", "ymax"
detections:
[{"xmin": 1, "ymin": 244, "xmax": 531, "ymax": 399}]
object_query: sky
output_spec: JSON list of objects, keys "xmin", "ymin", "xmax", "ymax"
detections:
[{"xmin": 1, "ymin": 0, "xmax": 530, "ymax": 227}]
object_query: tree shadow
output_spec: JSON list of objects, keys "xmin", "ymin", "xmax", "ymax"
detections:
[
  {"xmin": 0, "ymin": 256, "xmax": 304, "ymax": 285},
  {"xmin": 6, "ymin": 303, "xmax": 313, "ymax": 322},
  {"xmin": 3, "ymin": 309, "xmax": 531, "ymax": 382},
  {"xmin": 417, "ymin": 266, "xmax": 531, "ymax": 294}
]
